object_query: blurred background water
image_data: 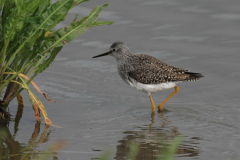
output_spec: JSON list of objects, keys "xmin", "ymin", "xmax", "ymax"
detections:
[{"xmin": 2, "ymin": 0, "xmax": 240, "ymax": 159}]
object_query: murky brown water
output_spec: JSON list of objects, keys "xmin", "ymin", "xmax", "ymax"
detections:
[{"xmin": 2, "ymin": 0, "xmax": 240, "ymax": 159}]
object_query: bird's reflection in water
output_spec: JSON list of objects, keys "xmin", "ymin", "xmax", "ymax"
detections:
[
  {"xmin": 149, "ymin": 109, "xmax": 170, "ymax": 130},
  {"xmin": 115, "ymin": 110, "xmax": 200, "ymax": 160},
  {"xmin": 0, "ymin": 104, "xmax": 59, "ymax": 160}
]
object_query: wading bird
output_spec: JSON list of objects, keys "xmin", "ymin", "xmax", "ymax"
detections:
[{"xmin": 93, "ymin": 42, "xmax": 203, "ymax": 112}]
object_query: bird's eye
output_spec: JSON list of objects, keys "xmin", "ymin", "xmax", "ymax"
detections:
[{"xmin": 112, "ymin": 49, "xmax": 116, "ymax": 52}]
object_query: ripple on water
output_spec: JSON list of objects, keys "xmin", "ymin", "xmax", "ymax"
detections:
[
  {"xmin": 151, "ymin": 24, "xmax": 181, "ymax": 30},
  {"xmin": 152, "ymin": 35, "xmax": 207, "ymax": 42},
  {"xmin": 211, "ymin": 13, "xmax": 240, "ymax": 20},
  {"xmin": 114, "ymin": 126, "xmax": 200, "ymax": 159},
  {"xmin": 140, "ymin": 0, "xmax": 181, "ymax": 6},
  {"xmin": 81, "ymin": 41, "xmax": 111, "ymax": 49},
  {"xmin": 181, "ymin": 6, "xmax": 210, "ymax": 13},
  {"xmin": 63, "ymin": 60, "xmax": 117, "ymax": 72}
]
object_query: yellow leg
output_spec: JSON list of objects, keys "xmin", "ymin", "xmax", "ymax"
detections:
[
  {"xmin": 158, "ymin": 86, "xmax": 180, "ymax": 110},
  {"xmin": 149, "ymin": 93, "xmax": 156, "ymax": 112}
]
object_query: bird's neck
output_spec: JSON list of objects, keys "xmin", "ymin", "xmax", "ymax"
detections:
[{"xmin": 116, "ymin": 54, "xmax": 132, "ymax": 63}]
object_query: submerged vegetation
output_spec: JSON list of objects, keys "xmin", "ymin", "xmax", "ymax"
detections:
[{"xmin": 0, "ymin": 0, "xmax": 113, "ymax": 124}]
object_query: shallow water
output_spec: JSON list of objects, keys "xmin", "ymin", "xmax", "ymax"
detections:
[{"xmin": 2, "ymin": 0, "xmax": 240, "ymax": 159}]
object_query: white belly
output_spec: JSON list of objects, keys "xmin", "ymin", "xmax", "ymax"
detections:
[{"xmin": 128, "ymin": 81, "xmax": 178, "ymax": 93}]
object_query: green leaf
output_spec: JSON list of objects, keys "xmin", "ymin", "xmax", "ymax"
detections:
[
  {"xmin": 73, "ymin": 13, "xmax": 79, "ymax": 21},
  {"xmin": 44, "ymin": 3, "xmax": 110, "ymax": 49},
  {"xmin": 1, "ymin": 0, "xmax": 113, "ymax": 124},
  {"xmin": 40, "ymin": 0, "xmax": 73, "ymax": 30},
  {"xmin": 73, "ymin": 0, "xmax": 89, "ymax": 5},
  {"xmin": 4, "ymin": 0, "xmax": 47, "ymax": 41},
  {"xmin": 37, "ymin": 0, "xmax": 52, "ymax": 15},
  {"xmin": 71, "ymin": 0, "xmax": 89, "ymax": 9},
  {"xmin": 36, "ymin": 46, "xmax": 63, "ymax": 74},
  {"xmin": 19, "ymin": 0, "xmax": 73, "ymax": 53},
  {"xmin": 0, "ymin": 0, "xmax": 6, "ymax": 13},
  {"xmin": 3, "ymin": 0, "xmax": 73, "ymax": 73},
  {"xmin": 27, "ymin": 3, "xmax": 111, "ymax": 79},
  {"xmin": 1, "ymin": 0, "xmax": 47, "ymax": 75},
  {"xmin": 1, "ymin": 0, "xmax": 14, "ymax": 26},
  {"xmin": 91, "ymin": 21, "xmax": 114, "ymax": 28},
  {"xmin": 38, "ymin": 0, "xmax": 89, "ymax": 30},
  {"xmin": 14, "ymin": 0, "xmax": 24, "ymax": 7}
]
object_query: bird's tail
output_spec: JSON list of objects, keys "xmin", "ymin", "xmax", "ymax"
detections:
[{"xmin": 184, "ymin": 72, "xmax": 204, "ymax": 81}]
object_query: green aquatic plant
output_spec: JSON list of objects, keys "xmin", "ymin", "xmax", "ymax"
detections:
[{"xmin": 0, "ymin": 0, "xmax": 113, "ymax": 125}]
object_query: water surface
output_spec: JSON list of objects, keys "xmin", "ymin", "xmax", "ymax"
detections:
[{"xmin": 3, "ymin": 0, "xmax": 240, "ymax": 159}]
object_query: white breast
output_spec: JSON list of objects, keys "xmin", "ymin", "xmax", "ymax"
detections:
[
  {"xmin": 117, "ymin": 64, "xmax": 179, "ymax": 94},
  {"xmin": 127, "ymin": 80, "xmax": 178, "ymax": 93}
]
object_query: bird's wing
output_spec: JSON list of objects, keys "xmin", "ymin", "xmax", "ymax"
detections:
[{"xmin": 127, "ymin": 54, "xmax": 202, "ymax": 84}]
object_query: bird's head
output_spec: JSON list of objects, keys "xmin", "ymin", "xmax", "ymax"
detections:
[{"xmin": 93, "ymin": 41, "xmax": 131, "ymax": 60}]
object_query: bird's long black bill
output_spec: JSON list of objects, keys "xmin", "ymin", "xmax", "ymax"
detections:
[{"xmin": 92, "ymin": 51, "xmax": 112, "ymax": 58}]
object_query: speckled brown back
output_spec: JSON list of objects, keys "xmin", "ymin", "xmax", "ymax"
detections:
[{"xmin": 128, "ymin": 54, "xmax": 203, "ymax": 84}]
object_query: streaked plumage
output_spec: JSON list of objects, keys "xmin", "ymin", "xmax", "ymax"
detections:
[{"xmin": 93, "ymin": 41, "xmax": 203, "ymax": 111}]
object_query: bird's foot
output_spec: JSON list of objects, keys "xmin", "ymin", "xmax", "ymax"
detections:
[
  {"xmin": 151, "ymin": 108, "xmax": 155, "ymax": 112},
  {"xmin": 157, "ymin": 108, "xmax": 169, "ymax": 114},
  {"xmin": 158, "ymin": 104, "xmax": 163, "ymax": 111},
  {"xmin": 158, "ymin": 104, "xmax": 168, "ymax": 113}
]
